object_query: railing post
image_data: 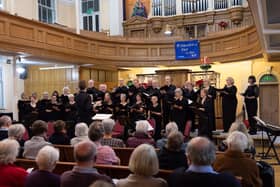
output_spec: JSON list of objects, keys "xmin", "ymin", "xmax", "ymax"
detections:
[
  {"xmin": 208, "ymin": 0, "xmax": 214, "ymax": 11},
  {"xmin": 228, "ymin": 0, "xmax": 231, "ymax": 8}
]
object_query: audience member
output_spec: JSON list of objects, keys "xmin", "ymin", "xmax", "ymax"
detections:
[
  {"xmin": 70, "ymin": 122, "xmax": 89, "ymax": 146},
  {"xmin": 88, "ymin": 121, "xmax": 120, "ymax": 165},
  {"xmin": 0, "ymin": 139, "xmax": 28, "ymax": 187},
  {"xmin": 25, "ymin": 146, "xmax": 60, "ymax": 187},
  {"xmin": 49, "ymin": 120, "xmax": 70, "ymax": 145},
  {"xmin": 127, "ymin": 120, "xmax": 155, "ymax": 147},
  {"xmin": 0, "ymin": 115, "xmax": 12, "ymax": 140},
  {"xmin": 158, "ymin": 131, "xmax": 188, "ymax": 170},
  {"xmin": 168, "ymin": 137, "xmax": 241, "ymax": 187},
  {"xmin": 23, "ymin": 120, "xmax": 51, "ymax": 159},
  {"xmin": 8, "ymin": 124, "xmax": 26, "ymax": 157},
  {"xmin": 89, "ymin": 180, "xmax": 114, "ymax": 187},
  {"xmin": 116, "ymin": 144, "xmax": 167, "ymax": 187},
  {"xmin": 61, "ymin": 141, "xmax": 112, "ymax": 187},
  {"xmin": 213, "ymin": 131, "xmax": 262, "ymax": 187},
  {"xmin": 101, "ymin": 119, "xmax": 125, "ymax": 147}
]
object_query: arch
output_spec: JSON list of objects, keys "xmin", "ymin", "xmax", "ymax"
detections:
[{"xmin": 259, "ymin": 74, "xmax": 278, "ymax": 83}]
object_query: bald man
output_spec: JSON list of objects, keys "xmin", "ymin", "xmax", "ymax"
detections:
[
  {"xmin": 168, "ymin": 137, "xmax": 241, "ymax": 187},
  {"xmin": 61, "ymin": 141, "xmax": 112, "ymax": 187}
]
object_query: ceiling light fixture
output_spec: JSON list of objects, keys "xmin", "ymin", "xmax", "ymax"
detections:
[{"xmin": 39, "ymin": 65, "xmax": 75, "ymax": 70}]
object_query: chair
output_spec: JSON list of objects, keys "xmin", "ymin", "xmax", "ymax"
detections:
[{"xmin": 54, "ymin": 144, "xmax": 75, "ymax": 162}]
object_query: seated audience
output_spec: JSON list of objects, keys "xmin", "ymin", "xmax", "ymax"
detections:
[
  {"xmin": 49, "ymin": 120, "xmax": 70, "ymax": 145},
  {"xmin": 23, "ymin": 120, "xmax": 51, "ymax": 159},
  {"xmin": 70, "ymin": 122, "xmax": 89, "ymax": 146},
  {"xmin": 0, "ymin": 139, "xmax": 28, "ymax": 187},
  {"xmin": 88, "ymin": 121, "xmax": 120, "ymax": 165},
  {"xmin": 158, "ymin": 131, "xmax": 188, "ymax": 170},
  {"xmin": 116, "ymin": 144, "xmax": 168, "ymax": 187},
  {"xmin": 218, "ymin": 122, "xmax": 255, "ymax": 156},
  {"xmin": 101, "ymin": 119, "xmax": 125, "ymax": 147},
  {"xmin": 0, "ymin": 115, "xmax": 12, "ymax": 140},
  {"xmin": 213, "ymin": 131, "xmax": 262, "ymax": 187},
  {"xmin": 8, "ymin": 124, "xmax": 26, "ymax": 157},
  {"xmin": 61, "ymin": 141, "xmax": 112, "ymax": 187},
  {"xmin": 25, "ymin": 146, "xmax": 60, "ymax": 187},
  {"xmin": 90, "ymin": 180, "xmax": 114, "ymax": 187},
  {"xmin": 156, "ymin": 122, "xmax": 186, "ymax": 150},
  {"xmin": 127, "ymin": 120, "xmax": 155, "ymax": 147},
  {"xmin": 168, "ymin": 137, "xmax": 241, "ymax": 187}
]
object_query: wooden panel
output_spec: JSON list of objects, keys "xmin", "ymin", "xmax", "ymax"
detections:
[
  {"xmin": 0, "ymin": 20, "xmax": 6, "ymax": 35},
  {"xmin": 46, "ymin": 33, "xmax": 65, "ymax": 47},
  {"xmin": 10, "ymin": 23, "xmax": 34, "ymax": 40},
  {"xmin": 73, "ymin": 39, "xmax": 89, "ymax": 52},
  {"xmin": 98, "ymin": 45, "xmax": 116, "ymax": 56},
  {"xmin": 128, "ymin": 48, "xmax": 148, "ymax": 56}
]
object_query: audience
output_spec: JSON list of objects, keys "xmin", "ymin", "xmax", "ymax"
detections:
[
  {"xmin": 60, "ymin": 141, "xmax": 112, "ymax": 187},
  {"xmin": 213, "ymin": 131, "xmax": 262, "ymax": 187},
  {"xmin": 23, "ymin": 120, "xmax": 51, "ymax": 159},
  {"xmin": 25, "ymin": 146, "xmax": 60, "ymax": 187},
  {"xmin": 90, "ymin": 180, "xmax": 114, "ymax": 187},
  {"xmin": 0, "ymin": 115, "xmax": 12, "ymax": 140},
  {"xmin": 116, "ymin": 144, "xmax": 168, "ymax": 187},
  {"xmin": 101, "ymin": 119, "xmax": 125, "ymax": 147},
  {"xmin": 0, "ymin": 139, "xmax": 28, "ymax": 187},
  {"xmin": 168, "ymin": 137, "xmax": 241, "ymax": 187},
  {"xmin": 158, "ymin": 131, "xmax": 188, "ymax": 170},
  {"xmin": 8, "ymin": 124, "xmax": 26, "ymax": 157},
  {"xmin": 70, "ymin": 122, "xmax": 89, "ymax": 146},
  {"xmin": 49, "ymin": 120, "xmax": 70, "ymax": 145},
  {"xmin": 127, "ymin": 120, "xmax": 155, "ymax": 147},
  {"xmin": 88, "ymin": 121, "xmax": 120, "ymax": 165}
]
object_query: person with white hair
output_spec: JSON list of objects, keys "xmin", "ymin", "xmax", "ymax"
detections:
[
  {"xmin": 87, "ymin": 79, "xmax": 99, "ymax": 102},
  {"xmin": 216, "ymin": 77, "xmax": 238, "ymax": 132},
  {"xmin": 116, "ymin": 144, "xmax": 167, "ymax": 187},
  {"xmin": 101, "ymin": 119, "xmax": 125, "ymax": 147},
  {"xmin": 64, "ymin": 93, "xmax": 78, "ymax": 122},
  {"xmin": 70, "ymin": 123, "xmax": 89, "ymax": 146},
  {"xmin": 214, "ymin": 131, "xmax": 262, "ymax": 187},
  {"xmin": 127, "ymin": 120, "xmax": 155, "ymax": 148},
  {"xmin": 168, "ymin": 137, "xmax": 241, "ymax": 187},
  {"xmin": 0, "ymin": 139, "xmax": 28, "ymax": 187},
  {"xmin": 8, "ymin": 124, "xmax": 26, "ymax": 157},
  {"xmin": 0, "ymin": 115, "xmax": 12, "ymax": 140},
  {"xmin": 60, "ymin": 86, "xmax": 70, "ymax": 105},
  {"xmin": 25, "ymin": 146, "xmax": 60, "ymax": 187}
]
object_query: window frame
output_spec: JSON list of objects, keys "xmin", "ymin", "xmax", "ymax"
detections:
[
  {"xmin": 38, "ymin": 0, "xmax": 57, "ymax": 24},
  {"xmin": 80, "ymin": 0, "xmax": 100, "ymax": 32},
  {"xmin": 0, "ymin": 0, "xmax": 4, "ymax": 9}
]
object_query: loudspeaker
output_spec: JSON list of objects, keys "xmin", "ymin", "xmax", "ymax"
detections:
[{"xmin": 19, "ymin": 67, "xmax": 28, "ymax": 80}]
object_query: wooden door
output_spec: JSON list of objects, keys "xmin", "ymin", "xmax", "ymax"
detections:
[{"xmin": 259, "ymin": 84, "xmax": 279, "ymax": 125}]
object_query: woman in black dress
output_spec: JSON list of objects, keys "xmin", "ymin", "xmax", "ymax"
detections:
[
  {"xmin": 24, "ymin": 95, "xmax": 39, "ymax": 135},
  {"xmin": 64, "ymin": 94, "xmax": 77, "ymax": 122},
  {"xmin": 130, "ymin": 93, "xmax": 146, "ymax": 123},
  {"xmin": 203, "ymin": 79, "xmax": 217, "ymax": 130},
  {"xmin": 241, "ymin": 75, "xmax": 259, "ymax": 135},
  {"xmin": 148, "ymin": 95, "xmax": 162, "ymax": 140},
  {"xmin": 115, "ymin": 93, "xmax": 130, "ymax": 139},
  {"xmin": 171, "ymin": 88, "xmax": 188, "ymax": 133},
  {"xmin": 217, "ymin": 77, "xmax": 238, "ymax": 132}
]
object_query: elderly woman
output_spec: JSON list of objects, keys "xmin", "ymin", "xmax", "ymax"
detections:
[
  {"xmin": 70, "ymin": 123, "xmax": 89, "ymax": 146},
  {"xmin": 156, "ymin": 122, "xmax": 179, "ymax": 149},
  {"xmin": 25, "ymin": 146, "xmax": 60, "ymax": 187},
  {"xmin": 0, "ymin": 139, "xmax": 28, "ymax": 187},
  {"xmin": 216, "ymin": 77, "xmax": 238, "ymax": 132},
  {"xmin": 88, "ymin": 121, "xmax": 120, "ymax": 165},
  {"xmin": 100, "ymin": 119, "xmax": 125, "ymax": 147},
  {"xmin": 116, "ymin": 144, "xmax": 167, "ymax": 187},
  {"xmin": 0, "ymin": 115, "xmax": 12, "ymax": 140},
  {"xmin": 127, "ymin": 120, "xmax": 155, "ymax": 148},
  {"xmin": 158, "ymin": 131, "xmax": 188, "ymax": 170},
  {"xmin": 8, "ymin": 124, "xmax": 26, "ymax": 157}
]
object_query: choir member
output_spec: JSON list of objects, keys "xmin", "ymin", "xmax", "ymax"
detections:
[
  {"xmin": 217, "ymin": 77, "xmax": 238, "ymax": 132},
  {"xmin": 64, "ymin": 94, "xmax": 77, "ymax": 122},
  {"xmin": 148, "ymin": 95, "xmax": 162, "ymax": 140},
  {"xmin": 96, "ymin": 84, "xmax": 107, "ymax": 101},
  {"xmin": 101, "ymin": 92, "xmax": 114, "ymax": 114},
  {"xmin": 198, "ymin": 88, "xmax": 214, "ymax": 139},
  {"xmin": 86, "ymin": 79, "xmax": 99, "ymax": 102},
  {"xmin": 75, "ymin": 80, "xmax": 93, "ymax": 125},
  {"xmin": 51, "ymin": 90, "xmax": 60, "ymax": 102},
  {"xmin": 114, "ymin": 79, "xmax": 128, "ymax": 103},
  {"xmin": 130, "ymin": 93, "xmax": 146, "ymax": 123},
  {"xmin": 162, "ymin": 75, "xmax": 176, "ymax": 126},
  {"xmin": 24, "ymin": 95, "xmax": 39, "ymax": 132},
  {"xmin": 203, "ymin": 79, "xmax": 216, "ymax": 130},
  {"xmin": 171, "ymin": 88, "xmax": 188, "ymax": 133},
  {"xmin": 115, "ymin": 93, "xmax": 130, "ymax": 140},
  {"xmin": 49, "ymin": 95, "xmax": 62, "ymax": 121},
  {"xmin": 37, "ymin": 92, "xmax": 51, "ymax": 122},
  {"xmin": 241, "ymin": 75, "xmax": 259, "ymax": 135},
  {"xmin": 60, "ymin": 86, "xmax": 70, "ymax": 105},
  {"xmin": 17, "ymin": 92, "xmax": 30, "ymax": 123}
]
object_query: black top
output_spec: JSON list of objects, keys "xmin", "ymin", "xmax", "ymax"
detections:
[
  {"xmin": 158, "ymin": 147, "xmax": 188, "ymax": 170},
  {"xmin": 75, "ymin": 91, "xmax": 93, "ymax": 124},
  {"xmin": 115, "ymin": 103, "xmax": 129, "ymax": 117},
  {"xmin": 86, "ymin": 87, "xmax": 99, "ymax": 102},
  {"xmin": 220, "ymin": 85, "xmax": 238, "ymax": 102},
  {"xmin": 242, "ymin": 84, "xmax": 259, "ymax": 100},
  {"xmin": 149, "ymin": 103, "xmax": 162, "ymax": 119},
  {"xmin": 0, "ymin": 130, "xmax": 8, "ymax": 141},
  {"xmin": 49, "ymin": 132, "xmax": 70, "ymax": 145},
  {"xmin": 25, "ymin": 170, "xmax": 60, "ymax": 187},
  {"xmin": 168, "ymin": 167, "xmax": 241, "ymax": 187},
  {"xmin": 183, "ymin": 88, "xmax": 197, "ymax": 102}
]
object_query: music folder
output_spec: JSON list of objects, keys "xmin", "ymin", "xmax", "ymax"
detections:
[{"xmin": 92, "ymin": 114, "xmax": 112, "ymax": 121}]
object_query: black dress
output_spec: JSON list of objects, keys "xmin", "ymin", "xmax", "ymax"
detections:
[
  {"xmin": 219, "ymin": 85, "xmax": 238, "ymax": 132},
  {"xmin": 242, "ymin": 84, "xmax": 259, "ymax": 133},
  {"xmin": 130, "ymin": 102, "xmax": 146, "ymax": 123},
  {"xmin": 64, "ymin": 102, "xmax": 77, "ymax": 122},
  {"xmin": 205, "ymin": 86, "xmax": 217, "ymax": 130},
  {"xmin": 198, "ymin": 97, "xmax": 214, "ymax": 139},
  {"xmin": 162, "ymin": 84, "xmax": 176, "ymax": 126},
  {"xmin": 149, "ymin": 103, "xmax": 162, "ymax": 140},
  {"xmin": 171, "ymin": 97, "xmax": 188, "ymax": 133},
  {"xmin": 183, "ymin": 88, "xmax": 197, "ymax": 131},
  {"xmin": 75, "ymin": 91, "xmax": 93, "ymax": 125},
  {"xmin": 24, "ymin": 103, "xmax": 39, "ymax": 135}
]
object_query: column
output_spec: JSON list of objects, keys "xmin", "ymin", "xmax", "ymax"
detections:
[
  {"xmin": 208, "ymin": 0, "xmax": 214, "ymax": 11},
  {"xmin": 228, "ymin": 0, "xmax": 231, "ymax": 8},
  {"xmin": 176, "ymin": 0, "xmax": 182, "ymax": 15},
  {"xmin": 242, "ymin": 0, "xmax": 248, "ymax": 7},
  {"xmin": 75, "ymin": 0, "xmax": 80, "ymax": 34},
  {"xmin": 109, "ymin": 0, "xmax": 123, "ymax": 36}
]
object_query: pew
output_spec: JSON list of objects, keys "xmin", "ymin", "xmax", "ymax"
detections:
[{"xmin": 15, "ymin": 158, "xmax": 172, "ymax": 180}]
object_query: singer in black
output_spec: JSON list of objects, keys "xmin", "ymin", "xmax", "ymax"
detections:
[
  {"xmin": 241, "ymin": 75, "xmax": 259, "ymax": 135},
  {"xmin": 203, "ymin": 79, "xmax": 217, "ymax": 130},
  {"xmin": 148, "ymin": 95, "xmax": 162, "ymax": 140},
  {"xmin": 217, "ymin": 77, "xmax": 238, "ymax": 132}
]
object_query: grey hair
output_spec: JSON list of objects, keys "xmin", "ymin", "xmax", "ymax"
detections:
[
  {"xmin": 62, "ymin": 86, "xmax": 70, "ymax": 93},
  {"xmin": 175, "ymin": 88, "xmax": 183, "ymax": 95},
  {"xmin": 75, "ymin": 123, "xmax": 89, "ymax": 137},
  {"xmin": 135, "ymin": 120, "xmax": 149, "ymax": 134},
  {"xmin": 226, "ymin": 77, "xmax": 235, "ymax": 84},
  {"xmin": 36, "ymin": 146, "xmax": 59, "ymax": 171},
  {"xmin": 165, "ymin": 122, "xmax": 178, "ymax": 136},
  {"xmin": 0, "ymin": 115, "xmax": 12, "ymax": 128},
  {"xmin": 226, "ymin": 131, "xmax": 248, "ymax": 152},
  {"xmin": 186, "ymin": 137, "xmax": 216, "ymax": 166},
  {"xmin": 0, "ymin": 139, "xmax": 19, "ymax": 164},
  {"xmin": 102, "ymin": 119, "xmax": 115, "ymax": 135},
  {"xmin": 8, "ymin": 124, "xmax": 25, "ymax": 139}
]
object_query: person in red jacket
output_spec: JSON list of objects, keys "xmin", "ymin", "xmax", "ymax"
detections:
[{"xmin": 0, "ymin": 139, "xmax": 28, "ymax": 187}]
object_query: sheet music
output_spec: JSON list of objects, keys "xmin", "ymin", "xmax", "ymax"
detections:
[{"xmin": 92, "ymin": 114, "xmax": 112, "ymax": 120}]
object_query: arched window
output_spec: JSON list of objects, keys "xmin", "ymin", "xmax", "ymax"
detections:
[
  {"xmin": 81, "ymin": 0, "xmax": 100, "ymax": 32},
  {"xmin": 259, "ymin": 74, "xmax": 278, "ymax": 83},
  {"xmin": 38, "ymin": 0, "xmax": 56, "ymax": 24}
]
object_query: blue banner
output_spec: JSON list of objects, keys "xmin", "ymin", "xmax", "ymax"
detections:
[{"xmin": 175, "ymin": 40, "xmax": 200, "ymax": 60}]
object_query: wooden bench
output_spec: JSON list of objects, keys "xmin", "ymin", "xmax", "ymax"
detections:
[{"xmin": 15, "ymin": 158, "xmax": 172, "ymax": 180}]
